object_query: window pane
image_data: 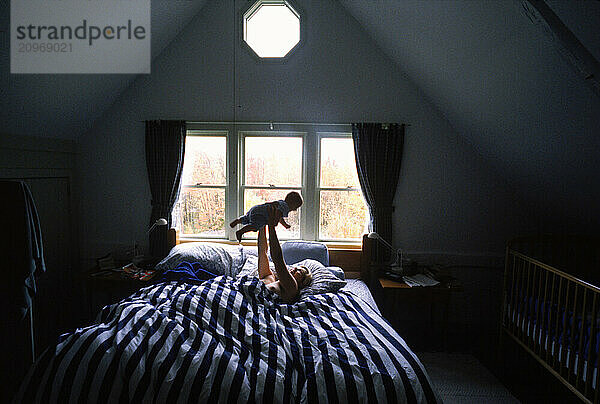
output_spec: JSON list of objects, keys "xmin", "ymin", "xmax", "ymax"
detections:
[
  {"xmin": 181, "ymin": 136, "xmax": 226, "ymax": 186},
  {"xmin": 242, "ymin": 188, "xmax": 300, "ymax": 239},
  {"xmin": 319, "ymin": 190, "xmax": 368, "ymax": 240},
  {"xmin": 245, "ymin": 137, "xmax": 302, "ymax": 186},
  {"xmin": 176, "ymin": 187, "xmax": 225, "ymax": 237},
  {"xmin": 320, "ymin": 138, "xmax": 360, "ymax": 188}
]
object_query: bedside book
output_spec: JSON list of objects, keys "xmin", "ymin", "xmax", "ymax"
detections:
[{"xmin": 402, "ymin": 273, "xmax": 440, "ymax": 287}]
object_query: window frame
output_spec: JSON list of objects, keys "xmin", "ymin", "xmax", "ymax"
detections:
[
  {"xmin": 240, "ymin": 0, "xmax": 305, "ymax": 62},
  {"xmin": 239, "ymin": 131, "xmax": 305, "ymax": 240},
  {"xmin": 316, "ymin": 132, "xmax": 367, "ymax": 242},
  {"xmin": 176, "ymin": 130, "xmax": 229, "ymax": 239},
  {"xmin": 177, "ymin": 123, "xmax": 366, "ymax": 245}
]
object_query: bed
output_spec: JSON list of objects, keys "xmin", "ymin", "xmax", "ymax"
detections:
[
  {"xmin": 502, "ymin": 234, "xmax": 600, "ymax": 403},
  {"xmin": 16, "ymin": 234, "xmax": 439, "ymax": 403}
]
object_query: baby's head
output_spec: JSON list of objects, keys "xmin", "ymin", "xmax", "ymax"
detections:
[
  {"xmin": 285, "ymin": 191, "xmax": 303, "ymax": 211},
  {"xmin": 290, "ymin": 265, "xmax": 312, "ymax": 289}
]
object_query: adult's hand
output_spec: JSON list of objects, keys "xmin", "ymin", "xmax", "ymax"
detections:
[{"xmin": 267, "ymin": 204, "xmax": 282, "ymax": 226}]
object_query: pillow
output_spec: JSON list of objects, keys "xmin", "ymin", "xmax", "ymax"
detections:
[
  {"xmin": 155, "ymin": 242, "xmax": 245, "ymax": 278},
  {"xmin": 237, "ymin": 258, "xmax": 346, "ymax": 298},
  {"xmin": 326, "ymin": 266, "xmax": 345, "ymax": 280},
  {"xmin": 281, "ymin": 241, "xmax": 329, "ymax": 266},
  {"xmin": 241, "ymin": 246, "xmax": 258, "ymax": 257},
  {"xmin": 294, "ymin": 259, "xmax": 346, "ymax": 299},
  {"xmin": 236, "ymin": 254, "xmax": 274, "ymax": 278}
]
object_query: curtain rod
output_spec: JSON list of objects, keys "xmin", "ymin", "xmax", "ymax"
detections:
[{"xmin": 139, "ymin": 120, "xmax": 410, "ymax": 126}]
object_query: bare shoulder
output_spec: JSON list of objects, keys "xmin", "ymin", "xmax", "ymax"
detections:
[
  {"xmin": 263, "ymin": 279, "xmax": 298, "ymax": 303},
  {"xmin": 261, "ymin": 274, "xmax": 277, "ymax": 284},
  {"xmin": 265, "ymin": 280, "xmax": 282, "ymax": 296}
]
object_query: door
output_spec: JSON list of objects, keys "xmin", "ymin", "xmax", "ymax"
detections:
[{"xmin": 23, "ymin": 177, "xmax": 81, "ymax": 353}]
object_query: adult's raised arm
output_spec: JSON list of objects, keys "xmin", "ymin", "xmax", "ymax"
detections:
[
  {"xmin": 257, "ymin": 226, "xmax": 272, "ymax": 279},
  {"xmin": 266, "ymin": 206, "xmax": 296, "ymax": 294}
]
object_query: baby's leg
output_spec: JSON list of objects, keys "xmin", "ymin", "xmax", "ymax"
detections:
[
  {"xmin": 229, "ymin": 217, "xmax": 242, "ymax": 228},
  {"xmin": 236, "ymin": 224, "xmax": 258, "ymax": 242}
]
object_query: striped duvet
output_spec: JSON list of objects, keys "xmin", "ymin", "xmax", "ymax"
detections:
[{"xmin": 16, "ymin": 276, "xmax": 438, "ymax": 403}]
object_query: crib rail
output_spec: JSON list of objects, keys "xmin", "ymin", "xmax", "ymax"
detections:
[{"xmin": 503, "ymin": 247, "xmax": 600, "ymax": 403}]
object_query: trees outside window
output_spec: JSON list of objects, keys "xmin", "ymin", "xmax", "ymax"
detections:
[
  {"xmin": 174, "ymin": 134, "xmax": 226, "ymax": 237},
  {"xmin": 243, "ymin": 135, "xmax": 302, "ymax": 239},
  {"xmin": 318, "ymin": 137, "xmax": 368, "ymax": 240}
]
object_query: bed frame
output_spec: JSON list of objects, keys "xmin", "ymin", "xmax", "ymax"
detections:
[
  {"xmin": 502, "ymin": 235, "xmax": 600, "ymax": 403},
  {"xmin": 166, "ymin": 229, "xmax": 376, "ymax": 283}
]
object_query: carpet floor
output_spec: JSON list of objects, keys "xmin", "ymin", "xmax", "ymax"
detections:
[{"xmin": 418, "ymin": 352, "xmax": 520, "ymax": 403}]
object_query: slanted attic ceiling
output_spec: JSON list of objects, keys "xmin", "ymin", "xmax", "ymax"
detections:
[{"xmin": 339, "ymin": 0, "xmax": 600, "ymax": 230}]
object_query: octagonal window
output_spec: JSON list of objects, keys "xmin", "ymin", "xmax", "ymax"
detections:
[{"xmin": 243, "ymin": 1, "xmax": 301, "ymax": 58}]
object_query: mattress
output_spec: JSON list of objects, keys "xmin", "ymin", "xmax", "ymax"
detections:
[
  {"xmin": 507, "ymin": 299, "xmax": 599, "ymax": 387},
  {"xmin": 343, "ymin": 278, "xmax": 381, "ymax": 316}
]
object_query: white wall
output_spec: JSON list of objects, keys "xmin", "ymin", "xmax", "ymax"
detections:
[{"xmin": 77, "ymin": 0, "xmax": 535, "ymax": 263}]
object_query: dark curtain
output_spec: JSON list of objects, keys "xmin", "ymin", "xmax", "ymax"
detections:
[
  {"xmin": 352, "ymin": 123, "xmax": 405, "ymax": 265},
  {"xmin": 145, "ymin": 120, "xmax": 186, "ymax": 258}
]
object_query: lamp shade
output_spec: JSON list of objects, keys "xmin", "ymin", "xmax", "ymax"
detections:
[
  {"xmin": 367, "ymin": 231, "xmax": 393, "ymax": 251},
  {"xmin": 148, "ymin": 218, "xmax": 168, "ymax": 233}
]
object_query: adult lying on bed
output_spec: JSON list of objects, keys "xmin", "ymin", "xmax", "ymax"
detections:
[{"xmin": 258, "ymin": 205, "xmax": 312, "ymax": 303}]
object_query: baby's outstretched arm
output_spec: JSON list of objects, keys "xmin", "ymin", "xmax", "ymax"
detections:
[{"xmin": 279, "ymin": 217, "xmax": 291, "ymax": 229}]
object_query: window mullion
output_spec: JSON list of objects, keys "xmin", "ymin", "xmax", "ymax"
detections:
[
  {"xmin": 318, "ymin": 187, "xmax": 361, "ymax": 192},
  {"xmin": 303, "ymin": 128, "xmax": 317, "ymax": 240},
  {"xmin": 183, "ymin": 185, "xmax": 227, "ymax": 189},
  {"xmin": 228, "ymin": 125, "xmax": 238, "ymax": 241},
  {"xmin": 243, "ymin": 185, "xmax": 302, "ymax": 190},
  {"xmin": 237, "ymin": 130, "xmax": 246, "ymax": 242}
]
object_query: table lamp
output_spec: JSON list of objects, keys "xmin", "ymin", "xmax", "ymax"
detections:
[
  {"xmin": 367, "ymin": 231, "xmax": 403, "ymax": 274},
  {"xmin": 148, "ymin": 218, "xmax": 168, "ymax": 263}
]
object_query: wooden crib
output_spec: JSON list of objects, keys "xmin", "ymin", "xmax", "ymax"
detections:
[{"xmin": 502, "ymin": 235, "xmax": 600, "ymax": 403}]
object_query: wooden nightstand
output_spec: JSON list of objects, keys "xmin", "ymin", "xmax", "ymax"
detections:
[
  {"xmin": 82, "ymin": 269, "xmax": 148, "ymax": 319},
  {"xmin": 377, "ymin": 275, "xmax": 462, "ymax": 351}
]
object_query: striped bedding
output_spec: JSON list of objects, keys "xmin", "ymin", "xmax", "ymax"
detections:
[{"xmin": 16, "ymin": 276, "xmax": 438, "ymax": 403}]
